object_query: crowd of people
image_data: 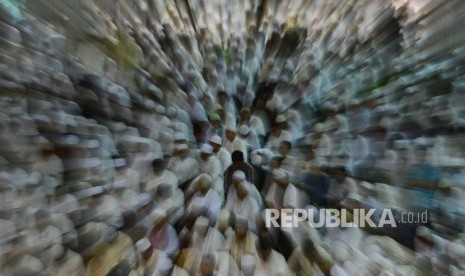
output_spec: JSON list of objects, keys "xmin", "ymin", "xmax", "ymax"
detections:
[{"xmin": 1, "ymin": 0, "xmax": 465, "ymax": 275}]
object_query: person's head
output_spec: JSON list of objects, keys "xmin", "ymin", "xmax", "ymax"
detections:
[
  {"xmin": 240, "ymin": 107, "xmax": 251, "ymax": 122},
  {"xmin": 272, "ymin": 168, "xmax": 288, "ymax": 186},
  {"xmin": 209, "ymin": 113, "xmax": 222, "ymax": 128},
  {"xmin": 156, "ymin": 183, "xmax": 173, "ymax": 200},
  {"xmin": 175, "ymin": 144, "xmax": 190, "ymax": 159},
  {"xmin": 209, "ymin": 135, "xmax": 222, "ymax": 153},
  {"xmin": 332, "ymin": 166, "xmax": 346, "ymax": 181},
  {"xmin": 194, "ymin": 216, "xmax": 210, "ymax": 236},
  {"xmin": 232, "ymin": 170, "xmax": 246, "ymax": 187},
  {"xmin": 200, "ymin": 144, "xmax": 214, "ymax": 161},
  {"xmin": 236, "ymin": 181, "xmax": 249, "ymax": 200},
  {"xmin": 197, "ymin": 174, "xmax": 212, "ymax": 195},
  {"xmin": 235, "ymin": 218, "xmax": 248, "ymax": 239},
  {"xmin": 225, "ymin": 128, "xmax": 236, "ymax": 142},
  {"xmin": 278, "ymin": 140, "xmax": 292, "ymax": 156},
  {"xmin": 270, "ymin": 156, "xmax": 284, "ymax": 169},
  {"xmin": 302, "ymin": 238, "xmax": 316, "ymax": 257},
  {"xmin": 231, "ymin": 151, "xmax": 245, "ymax": 164},
  {"xmin": 152, "ymin": 158, "xmax": 165, "ymax": 174},
  {"xmin": 256, "ymin": 238, "xmax": 272, "ymax": 261},
  {"xmin": 136, "ymin": 238, "xmax": 153, "ymax": 260},
  {"xmin": 54, "ymin": 185, "xmax": 68, "ymax": 197},
  {"xmin": 199, "ymin": 254, "xmax": 215, "ymax": 276},
  {"xmin": 238, "ymin": 125, "xmax": 250, "ymax": 139}
]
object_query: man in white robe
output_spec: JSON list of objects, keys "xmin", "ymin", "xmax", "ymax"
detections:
[
  {"xmin": 167, "ymin": 144, "xmax": 199, "ymax": 185},
  {"xmin": 209, "ymin": 135, "xmax": 232, "ymax": 173},
  {"xmin": 190, "ymin": 216, "xmax": 225, "ymax": 254},
  {"xmin": 225, "ymin": 181, "xmax": 260, "ymax": 232},
  {"xmin": 224, "ymin": 127, "xmax": 248, "ymax": 161},
  {"xmin": 146, "ymin": 158, "xmax": 178, "ymax": 195},
  {"xmin": 199, "ymin": 144, "xmax": 223, "ymax": 177},
  {"xmin": 254, "ymin": 238, "xmax": 291, "ymax": 276},
  {"xmin": 44, "ymin": 244, "xmax": 85, "ymax": 276},
  {"xmin": 264, "ymin": 115, "xmax": 293, "ymax": 154},
  {"xmin": 186, "ymin": 174, "xmax": 222, "ymax": 224}
]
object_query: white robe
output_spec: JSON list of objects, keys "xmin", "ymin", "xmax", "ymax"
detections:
[
  {"xmin": 190, "ymin": 227, "xmax": 225, "ymax": 254},
  {"xmin": 264, "ymin": 130, "xmax": 293, "ymax": 154},
  {"xmin": 199, "ymin": 155, "xmax": 223, "ymax": 177},
  {"xmin": 168, "ymin": 156, "xmax": 199, "ymax": 183},
  {"xmin": 215, "ymin": 147, "xmax": 232, "ymax": 173},
  {"xmin": 224, "ymin": 137, "xmax": 248, "ymax": 160},
  {"xmin": 145, "ymin": 170, "xmax": 179, "ymax": 195},
  {"xmin": 187, "ymin": 190, "xmax": 222, "ymax": 224}
]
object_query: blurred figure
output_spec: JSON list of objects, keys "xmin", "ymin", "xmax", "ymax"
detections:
[
  {"xmin": 224, "ymin": 151, "xmax": 255, "ymax": 193},
  {"xmin": 167, "ymin": 144, "xmax": 199, "ymax": 187},
  {"xmin": 209, "ymin": 135, "xmax": 232, "ymax": 173},
  {"xmin": 225, "ymin": 218, "xmax": 258, "ymax": 266},
  {"xmin": 148, "ymin": 211, "xmax": 179, "ymax": 258},
  {"xmin": 145, "ymin": 158, "xmax": 178, "ymax": 195},
  {"xmin": 254, "ymin": 237, "xmax": 291, "ymax": 276},
  {"xmin": 406, "ymin": 145, "xmax": 440, "ymax": 213},
  {"xmin": 44, "ymin": 244, "xmax": 84, "ymax": 276}
]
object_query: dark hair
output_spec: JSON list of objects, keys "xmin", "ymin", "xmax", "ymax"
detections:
[
  {"xmin": 271, "ymin": 156, "xmax": 285, "ymax": 165},
  {"xmin": 256, "ymin": 237, "xmax": 272, "ymax": 251},
  {"xmin": 231, "ymin": 151, "xmax": 244, "ymax": 162},
  {"xmin": 152, "ymin": 158, "xmax": 164, "ymax": 167},
  {"xmin": 280, "ymin": 140, "xmax": 292, "ymax": 150}
]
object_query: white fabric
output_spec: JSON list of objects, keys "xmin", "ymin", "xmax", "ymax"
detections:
[
  {"xmin": 145, "ymin": 170, "xmax": 179, "ymax": 195},
  {"xmin": 168, "ymin": 156, "xmax": 199, "ymax": 183}
]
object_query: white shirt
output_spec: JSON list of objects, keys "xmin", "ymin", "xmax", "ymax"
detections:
[
  {"xmin": 94, "ymin": 195, "xmax": 124, "ymax": 228},
  {"xmin": 264, "ymin": 130, "xmax": 293, "ymax": 154},
  {"xmin": 145, "ymin": 170, "xmax": 179, "ymax": 195},
  {"xmin": 215, "ymin": 147, "xmax": 232, "ymax": 173},
  {"xmin": 168, "ymin": 156, "xmax": 199, "ymax": 183},
  {"xmin": 199, "ymin": 155, "xmax": 223, "ymax": 177}
]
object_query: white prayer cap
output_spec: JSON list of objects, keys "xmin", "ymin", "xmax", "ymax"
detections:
[
  {"xmin": 314, "ymin": 123, "xmax": 324, "ymax": 133},
  {"xmin": 238, "ymin": 125, "xmax": 250, "ymax": 136},
  {"xmin": 250, "ymin": 152, "xmax": 263, "ymax": 166},
  {"xmin": 151, "ymin": 209, "xmax": 166, "ymax": 223},
  {"xmin": 416, "ymin": 226, "xmax": 431, "ymax": 239},
  {"xmin": 232, "ymin": 170, "xmax": 246, "ymax": 182},
  {"xmin": 175, "ymin": 143, "xmax": 189, "ymax": 151},
  {"xmin": 198, "ymin": 174, "xmax": 213, "ymax": 186},
  {"xmin": 216, "ymin": 209, "xmax": 230, "ymax": 229},
  {"xmin": 174, "ymin": 132, "xmax": 187, "ymax": 141},
  {"xmin": 155, "ymin": 104, "xmax": 166, "ymax": 114},
  {"xmin": 275, "ymin": 114, "xmax": 286, "ymax": 123},
  {"xmin": 136, "ymin": 237, "xmax": 151, "ymax": 252},
  {"xmin": 194, "ymin": 216, "xmax": 210, "ymax": 233},
  {"xmin": 158, "ymin": 258, "xmax": 173, "ymax": 274},
  {"xmin": 209, "ymin": 135, "xmax": 222, "ymax": 145},
  {"xmin": 167, "ymin": 106, "xmax": 177, "ymax": 117},
  {"xmin": 272, "ymin": 168, "xmax": 288, "ymax": 182},
  {"xmin": 241, "ymin": 255, "xmax": 256, "ymax": 276},
  {"xmin": 334, "ymin": 245, "xmax": 349, "ymax": 263},
  {"xmin": 50, "ymin": 244, "xmax": 66, "ymax": 260},
  {"xmin": 200, "ymin": 144, "xmax": 214, "ymax": 154},
  {"xmin": 437, "ymin": 179, "xmax": 451, "ymax": 189},
  {"xmin": 113, "ymin": 158, "xmax": 127, "ymax": 168},
  {"xmin": 137, "ymin": 193, "xmax": 152, "ymax": 208}
]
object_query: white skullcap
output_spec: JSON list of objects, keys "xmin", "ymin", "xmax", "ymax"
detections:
[
  {"xmin": 216, "ymin": 209, "xmax": 230, "ymax": 229},
  {"xmin": 174, "ymin": 132, "xmax": 187, "ymax": 141},
  {"xmin": 137, "ymin": 193, "xmax": 152, "ymax": 208},
  {"xmin": 194, "ymin": 216, "xmax": 210, "ymax": 233},
  {"xmin": 49, "ymin": 244, "xmax": 66, "ymax": 260},
  {"xmin": 209, "ymin": 135, "xmax": 222, "ymax": 145},
  {"xmin": 241, "ymin": 255, "xmax": 256, "ymax": 275},
  {"xmin": 167, "ymin": 107, "xmax": 177, "ymax": 117},
  {"xmin": 416, "ymin": 226, "xmax": 432, "ymax": 241},
  {"xmin": 250, "ymin": 152, "xmax": 263, "ymax": 166},
  {"xmin": 232, "ymin": 170, "xmax": 246, "ymax": 181},
  {"xmin": 225, "ymin": 124, "xmax": 236, "ymax": 132},
  {"xmin": 158, "ymin": 258, "xmax": 173, "ymax": 274},
  {"xmin": 150, "ymin": 209, "xmax": 166, "ymax": 223},
  {"xmin": 275, "ymin": 114, "xmax": 286, "ymax": 123},
  {"xmin": 314, "ymin": 123, "xmax": 324, "ymax": 133},
  {"xmin": 175, "ymin": 143, "xmax": 189, "ymax": 151},
  {"xmin": 155, "ymin": 104, "xmax": 166, "ymax": 114},
  {"xmin": 136, "ymin": 237, "xmax": 151, "ymax": 252},
  {"xmin": 272, "ymin": 168, "xmax": 288, "ymax": 182},
  {"xmin": 238, "ymin": 125, "xmax": 250, "ymax": 136},
  {"xmin": 200, "ymin": 144, "xmax": 214, "ymax": 154}
]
